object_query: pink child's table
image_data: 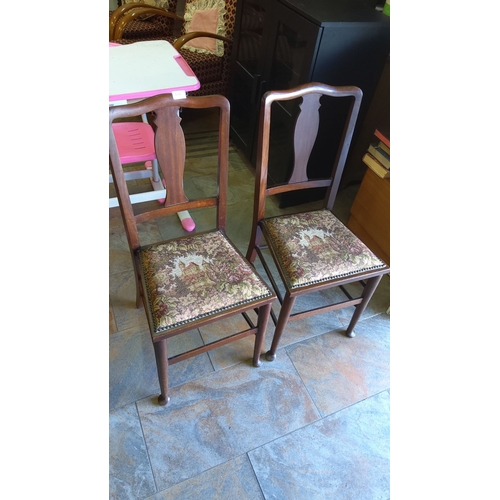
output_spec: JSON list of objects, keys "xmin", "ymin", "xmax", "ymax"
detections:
[
  {"xmin": 109, "ymin": 40, "xmax": 200, "ymax": 103},
  {"xmin": 109, "ymin": 41, "xmax": 200, "ymax": 231}
]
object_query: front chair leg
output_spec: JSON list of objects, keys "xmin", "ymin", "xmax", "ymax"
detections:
[
  {"xmin": 266, "ymin": 295, "xmax": 296, "ymax": 361},
  {"xmin": 345, "ymin": 275, "xmax": 383, "ymax": 338},
  {"xmin": 253, "ymin": 302, "xmax": 272, "ymax": 367},
  {"xmin": 153, "ymin": 339, "xmax": 170, "ymax": 405}
]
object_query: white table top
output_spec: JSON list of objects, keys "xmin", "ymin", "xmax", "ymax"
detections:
[{"xmin": 109, "ymin": 40, "xmax": 200, "ymax": 103}]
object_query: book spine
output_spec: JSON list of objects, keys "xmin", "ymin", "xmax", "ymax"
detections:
[
  {"xmin": 374, "ymin": 129, "xmax": 390, "ymax": 148},
  {"xmin": 378, "ymin": 141, "xmax": 390, "ymax": 156},
  {"xmin": 362, "ymin": 153, "xmax": 390, "ymax": 179},
  {"xmin": 368, "ymin": 144, "xmax": 390, "ymax": 169}
]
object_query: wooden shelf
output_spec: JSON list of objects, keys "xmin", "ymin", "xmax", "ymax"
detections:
[{"xmin": 347, "ymin": 167, "xmax": 390, "ymax": 265}]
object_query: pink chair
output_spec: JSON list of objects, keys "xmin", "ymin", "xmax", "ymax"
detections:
[{"xmin": 109, "ymin": 121, "xmax": 196, "ymax": 231}]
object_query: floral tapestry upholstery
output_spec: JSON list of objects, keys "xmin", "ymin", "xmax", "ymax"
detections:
[
  {"xmin": 139, "ymin": 231, "xmax": 273, "ymax": 336},
  {"xmin": 263, "ymin": 210, "xmax": 385, "ymax": 289}
]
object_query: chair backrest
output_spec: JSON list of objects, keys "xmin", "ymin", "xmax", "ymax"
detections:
[
  {"xmin": 179, "ymin": 0, "xmax": 237, "ymax": 40},
  {"xmin": 110, "ymin": 1, "xmax": 182, "ymax": 41},
  {"xmin": 252, "ymin": 82, "xmax": 363, "ymax": 221},
  {"xmin": 109, "ymin": 93, "xmax": 230, "ymax": 252}
]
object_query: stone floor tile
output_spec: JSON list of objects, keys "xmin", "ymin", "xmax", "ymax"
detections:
[
  {"xmin": 110, "ymin": 327, "xmax": 215, "ymax": 411},
  {"xmin": 109, "ymin": 327, "xmax": 159, "ymax": 411},
  {"xmin": 109, "ymin": 218, "xmax": 163, "ymax": 275},
  {"xmin": 136, "ymin": 355, "xmax": 320, "ymax": 491},
  {"xmin": 109, "ymin": 270, "xmax": 150, "ymax": 333},
  {"xmin": 249, "ymin": 390, "xmax": 390, "ymax": 500},
  {"xmin": 110, "ymin": 403, "xmax": 156, "ymax": 500},
  {"xmin": 286, "ymin": 314, "xmax": 390, "ymax": 417},
  {"xmin": 146, "ymin": 454, "xmax": 264, "ymax": 499},
  {"xmin": 199, "ymin": 314, "xmax": 265, "ymax": 371},
  {"xmin": 110, "ymin": 301, "xmax": 118, "ymax": 334}
]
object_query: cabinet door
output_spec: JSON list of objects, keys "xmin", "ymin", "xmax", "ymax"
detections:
[
  {"xmin": 265, "ymin": 3, "xmax": 321, "ymax": 203},
  {"xmin": 229, "ymin": 0, "xmax": 273, "ymax": 158},
  {"xmin": 266, "ymin": 2, "xmax": 320, "ymax": 94}
]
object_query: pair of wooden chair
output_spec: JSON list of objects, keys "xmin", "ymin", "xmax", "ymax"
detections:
[
  {"xmin": 109, "ymin": 82, "xmax": 390, "ymax": 406},
  {"xmin": 109, "ymin": 0, "xmax": 237, "ymax": 97}
]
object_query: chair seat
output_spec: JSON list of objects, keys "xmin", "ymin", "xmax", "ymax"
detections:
[
  {"xmin": 112, "ymin": 122, "xmax": 156, "ymax": 163},
  {"xmin": 263, "ymin": 209, "xmax": 386, "ymax": 289},
  {"xmin": 139, "ymin": 231, "xmax": 273, "ymax": 336}
]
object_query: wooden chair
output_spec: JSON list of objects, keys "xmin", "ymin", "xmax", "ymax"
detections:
[
  {"xmin": 109, "ymin": 1, "xmax": 182, "ymax": 42},
  {"xmin": 110, "ymin": 0, "xmax": 237, "ymax": 97},
  {"xmin": 246, "ymin": 82, "xmax": 390, "ymax": 361},
  {"xmin": 109, "ymin": 93, "xmax": 275, "ymax": 405}
]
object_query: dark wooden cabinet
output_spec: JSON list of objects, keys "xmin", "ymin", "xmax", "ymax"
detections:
[{"xmin": 229, "ymin": 0, "xmax": 390, "ymax": 205}]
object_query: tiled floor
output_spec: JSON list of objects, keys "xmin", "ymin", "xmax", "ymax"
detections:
[{"xmin": 109, "ymin": 108, "xmax": 390, "ymax": 499}]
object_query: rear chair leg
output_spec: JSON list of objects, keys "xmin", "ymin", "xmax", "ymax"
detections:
[
  {"xmin": 246, "ymin": 225, "xmax": 263, "ymax": 263},
  {"xmin": 345, "ymin": 275, "xmax": 383, "ymax": 338},
  {"xmin": 153, "ymin": 339, "xmax": 170, "ymax": 405},
  {"xmin": 253, "ymin": 303, "xmax": 272, "ymax": 367}
]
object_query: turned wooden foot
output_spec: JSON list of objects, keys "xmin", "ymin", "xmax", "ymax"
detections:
[
  {"xmin": 158, "ymin": 394, "xmax": 170, "ymax": 406},
  {"xmin": 265, "ymin": 350, "xmax": 276, "ymax": 361}
]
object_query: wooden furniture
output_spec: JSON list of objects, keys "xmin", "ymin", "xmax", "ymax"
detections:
[
  {"xmin": 109, "ymin": 93, "xmax": 275, "ymax": 405},
  {"xmin": 109, "ymin": 1, "xmax": 182, "ymax": 41},
  {"xmin": 245, "ymin": 82, "xmax": 390, "ymax": 362},
  {"xmin": 229, "ymin": 0, "xmax": 390, "ymax": 205},
  {"xmin": 341, "ymin": 55, "xmax": 390, "ymax": 188},
  {"xmin": 348, "ymin": 166, "xmax": 390, "ymax": 266}
]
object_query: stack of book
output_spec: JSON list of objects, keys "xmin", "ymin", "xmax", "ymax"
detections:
[{"xmin": 362, "ymin": 128, "xmax": 390, "ymax": 179}]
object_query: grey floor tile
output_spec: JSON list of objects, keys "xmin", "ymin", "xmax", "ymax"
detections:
[
  {"xmin": 200, "ymin": 314, "xmax": 263, "ymax": 371},
  {"xmin": 146, "ymin": 454, "xmax": 264, "ymax": 499},
  {"xmin": 110, "ymin": 403, "xmax": 156, "ymax": 500},
  {"xmin": 110, "ymin": 327, "xmax": 160, "ymax": 411},
  {"xmin": 286, "ymin": 314, "xmax": 390, "ymax": 417},
  {"xmin": 325, "ymin": 275, "xmax": 391, "ymax": 329},
  {"xmin": 135, "ymin": 355, "xmax": 320, "ymax": 491},
  {"xmin": 332, "ymin": 183, "xmax": 360, "ymax": 225},
  {"xmin": 109, "ymin": 270, "xmax": 150, "ymax": 333},
  {"xmin": 249, "ymin": 390, "xmax": 390, "ymax": 500},
  {"xmin": 109, "ymin": 217, "xmax": 163, "ymax": 276},
  {"xmin": 110, "ymin": 326, "xmax": 216, "ymax": 411}
]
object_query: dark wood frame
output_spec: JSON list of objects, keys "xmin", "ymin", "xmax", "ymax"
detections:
[{"xmin": 109, "ymin": 94, "xmax": 275, "ymax": 404}]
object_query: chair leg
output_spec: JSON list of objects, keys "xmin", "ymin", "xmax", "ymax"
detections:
[
  {"xmin": 246, "ymin": 225, "xmax": 263, "ymax": 263},
  {"xmin": 153, "ymin": 339, "xmax": 170, "ymax": 406},
  {"xmin": 345, "ymin": 275, "xmax": 383, "ymax": 338},
  {"xmin": 265, "ymin": 294, "xmax": 296, "ymax": 361},
  {"xmin": 135, "ymin": 283, "xmax": 142, "ymax": 309},
  {"xmin": 253, "ymin": 302, "xmax": 272, "ymax": 367},
  {"xmin": 133, "ymin": 259, "xmax": 143, "ymax": 309}
]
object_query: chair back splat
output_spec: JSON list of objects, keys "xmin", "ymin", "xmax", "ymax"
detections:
[
  {"xmin": 246, "ymin": 82, "xmax": 390, "ymax": 361},
  {"xmin": 109, "ymin": 93, "xmax": 275, "ymax": 405}
]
